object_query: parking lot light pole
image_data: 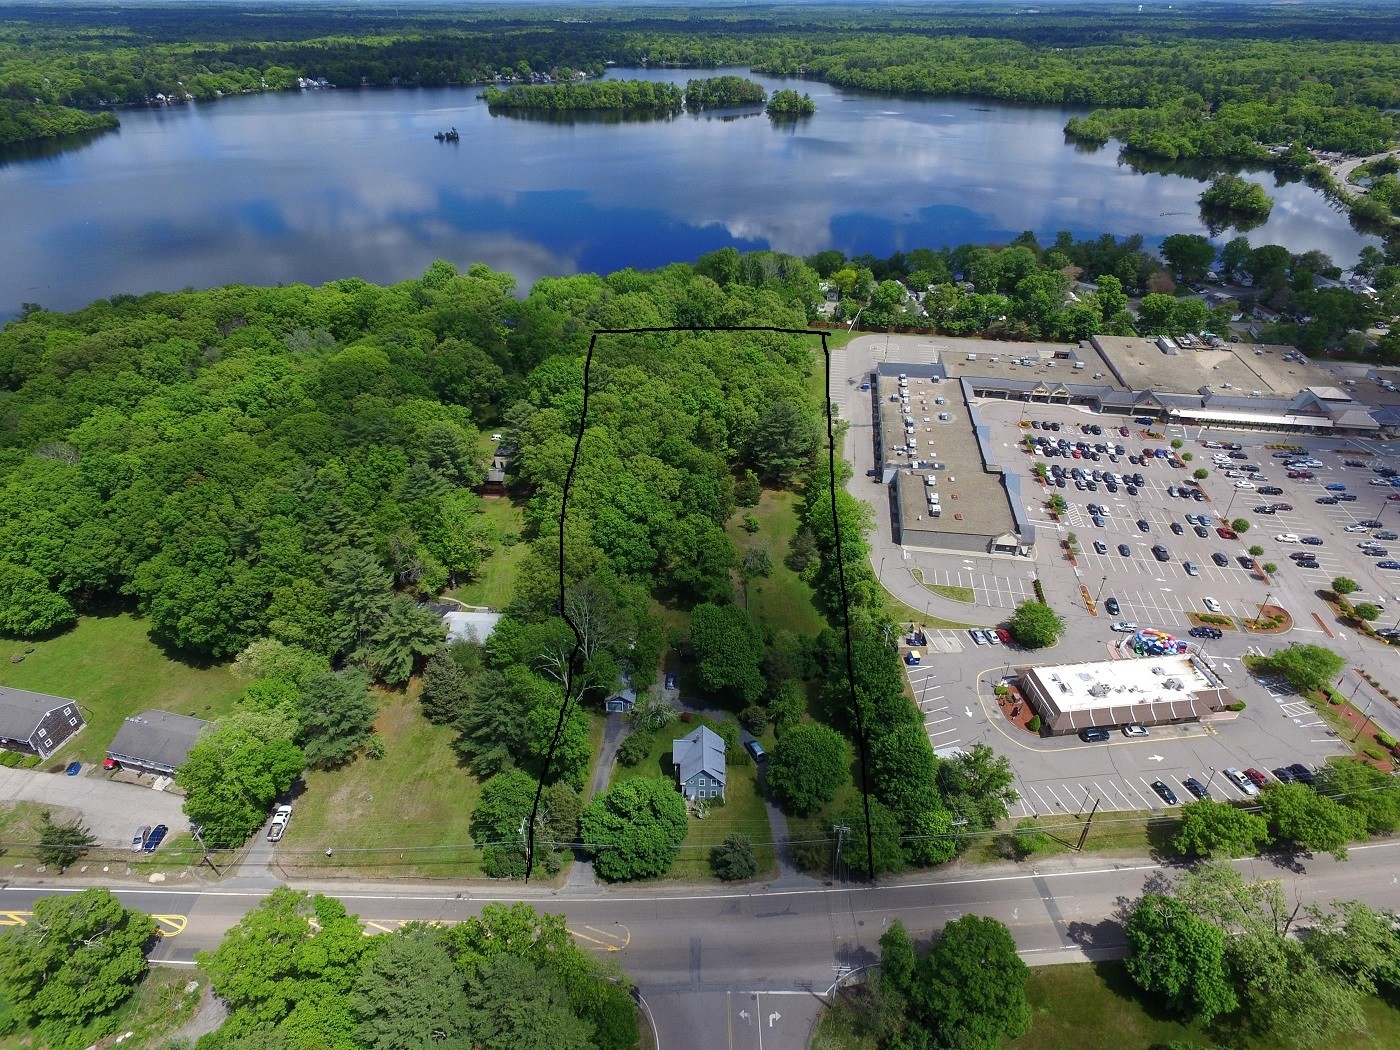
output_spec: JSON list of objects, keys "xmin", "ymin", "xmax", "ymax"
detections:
[
  {"xmin": 1205, "ymin": 766, "xmax": 1218, "ymax": 793},
  {"xmin": 1095, "ymin": 575, "xmax": 1108, "ymax": 602}
]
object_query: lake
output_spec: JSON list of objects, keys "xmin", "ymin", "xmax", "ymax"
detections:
[{"xmin": 0, "ymin": 66, "xmax": 1378, "ymax": 320}]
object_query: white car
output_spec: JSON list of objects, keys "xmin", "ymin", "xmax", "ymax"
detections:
[
  {"xmin": 1345, "ymin": 523, "xmax": 1371, "ymax": 533},
  {"xmin": 985, "ymin": 629, "xmax": 1001, "ymax": 645},
  {"xmin": 1275, "ymin": 533, "xmax": 1299, "ymax": 543},
  {"xmin": 969, "ymin": 629, "xmax": 987, "ymax": 645},
  {"xmin": 1111, "ymin": 621, "xmax": 1139, "ymax": 632},
  {"xmin": 1224, "ymin": 767, "xmax": 1259, "ymax": 797},
  {"xmin": 1202, "ymin": 597, "xmax": 1221, "ymax": 613},
  {"xmin": 1234, "ymin": 480, "xmax": 1256, "ymax": 489},
  {"xmin": 267, "ymin": 804, "xmax": 292, "ymax": 842}
]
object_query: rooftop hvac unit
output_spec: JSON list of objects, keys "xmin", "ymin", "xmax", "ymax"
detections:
[
  {"xmin": 1164, "ymin": 678, "xmax": 1183, "ymax": 690},
  {"xmin": 1088, "ymin": 683, "xmax": 1111, "ymax": 698}
]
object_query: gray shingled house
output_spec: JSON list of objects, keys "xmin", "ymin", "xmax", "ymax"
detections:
[
  {"xmin": 0, "ymin": 686, "xmax": 84, "ymax": 758},
  {"xmin": 106, "ymin": 710, "xmax": 211, "ymax": 776},
  {"xmin": 671, "ymin": 725, "xmax": 726, "ymax": 801}
]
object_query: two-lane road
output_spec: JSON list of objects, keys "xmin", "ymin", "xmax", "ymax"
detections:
[{"xmin": 6, "ymin": 842, "xmax": 1400, "ymax": 1048}]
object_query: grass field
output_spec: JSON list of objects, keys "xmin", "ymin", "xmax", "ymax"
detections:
[
  {"xmin": 0, "ymin": 614, "xmax": 244, "ymax": 766},
  {"xmin": 814, "ymin": 961, "xmax": 1400, "ymax": 1050},
  {"xmin": 727, "ymin": 490, "xmax": 826, "ymax": 638},
  {"xmin": 881, "ymin": 588, "xmax": 983, "ymax": 631},
  {"xmin": 278, "ymin": 686, "xmax": 487, "ymax": 879},
  {"xmin": 611, "ymin": 714, "xmax": 776, "ymax": 880},
  {"xmin": 451, "ymin": 496, "xmax": 530, "ymax": 610}
]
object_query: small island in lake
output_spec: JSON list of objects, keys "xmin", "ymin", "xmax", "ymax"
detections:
[
  {"xmin": 766, "ymin": 89, "xmax": 816, "ymax": 120},
  {"xmin": 482, "ymin": 79, "xmax": 683, "ymax": 114},
  {"xmin": 683, "ymin": 76, "xmax": 767, "ymax": 112},
  {"xmin": 1199, "ymin": 172, "xmax": 1274, "ymax": 220},
  {"xmin": 434, "ymin": 127, "xmax": 460, "ymax": 142}
]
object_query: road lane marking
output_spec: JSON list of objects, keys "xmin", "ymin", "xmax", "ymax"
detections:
[
  {"xmin": 151, "ymin": 914, "xmax": 187, "ymax": 937},
  {"xmin": 568, "ymin": 923, "xmax": 630, "ymax": 952}
]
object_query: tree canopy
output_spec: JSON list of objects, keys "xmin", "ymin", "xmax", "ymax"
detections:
[
  {"xmin": 1007, "ymin": 600, "xmax": 1064, "ymax": 648},
  {"xmin": 580, "ymin": 776, "xmax": 689, "ymax": 881},
  {"xmin": 766, "ymin": 721, "xmax": 850, "ymax": 817},
  {"xmin": 0, "ymin": 888, "xmax": 156, "ymax": 1047}
]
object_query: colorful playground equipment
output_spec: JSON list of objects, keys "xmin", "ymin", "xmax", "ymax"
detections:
[{"xmin": 1130, "ymin": 627, "xmax": 1190, "ymax": 656}]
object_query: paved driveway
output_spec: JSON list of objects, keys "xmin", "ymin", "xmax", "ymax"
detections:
[{"xmin": 0, "ymin": 766, "xmax": 185, "ymax": 846}]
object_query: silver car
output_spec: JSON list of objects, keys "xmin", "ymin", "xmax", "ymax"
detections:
[{"xmin": 131, "ymin": 825, "xmax": 150, "ymax": 853}]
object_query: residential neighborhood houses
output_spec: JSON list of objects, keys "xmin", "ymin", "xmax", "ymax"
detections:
[{"xmin": 672, "ymin": 724, "xmax": 726, "ymax": 802}]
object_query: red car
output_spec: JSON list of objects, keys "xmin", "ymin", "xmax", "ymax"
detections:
[
  {"xmin": 1243, "ymin": 767, "xmax": 1269, "ymax": 788},
  {"xmin": 995, "ymin": 628, "xmax": 1012, "ymax": 645},
  {"xmin": 1389, "ymin": 494, "xmax": 1400, "ymax": 502},
  {"xmin": 1216, "ymin": 526, "xmax": 1237, "ymax": 539}
]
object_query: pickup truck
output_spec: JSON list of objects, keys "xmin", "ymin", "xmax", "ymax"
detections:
[{"xmin": 267, "ymin": 804, "xmax": 292, "ymax": 842}]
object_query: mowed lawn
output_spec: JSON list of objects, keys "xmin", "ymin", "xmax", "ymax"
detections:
[
  {"xmin": 726, "ymin": 489, "xmax": 826, "ymax": 637},
  {"xmin": 451, "ymin": 496, "xmax": 530, "ymax": 610},
  {"xmin": 611, "ymin": 716, "xmax": 775, "ymax": 880},
  {"xmin": 1010, "ymin": 961, "xmax": 1400, "ymax": 1050},
  {"xmin": 0, "ymin": 614, "xmax": 244, "ymax": 766},
  {"xmin": 278, "ymin": 687, "xmax": 486, "ymax": 879}
]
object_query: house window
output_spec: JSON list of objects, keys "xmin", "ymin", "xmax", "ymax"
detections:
[
  {"xmin": 37, "ymin": 728, "xmax": 47, "ymax": 737},
  {"xmin": 63, "ymin": 707, "xmax": 72, "ymax": 715},
  {"xmin": 69, "ymin": 718, "xmax": 78, "ymax": 726},
  {"xmin": 697, "ymin": 776, "xmax": 707, "ymax": 788}
]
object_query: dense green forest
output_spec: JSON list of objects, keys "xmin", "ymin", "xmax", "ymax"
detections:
[
  {"xmin": 683, "ymin": 74, "xmax": 765, "ymax": 111},
  {"xmin": 482, "ymin": 78, "xmax": 682, "ymax": 113}
]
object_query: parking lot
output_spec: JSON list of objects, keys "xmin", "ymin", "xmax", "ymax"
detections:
[{"xmin": 912, "ymin": 566, "xmax": 1034, "ymax": 609}]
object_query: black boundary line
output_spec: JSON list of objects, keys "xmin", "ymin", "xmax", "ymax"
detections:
[{"xmin": 525, "ymin": 324, "xmax": 875, "ymax": 883}]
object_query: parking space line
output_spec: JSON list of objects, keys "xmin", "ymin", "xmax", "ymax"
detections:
[{"xmin": 1025, "ymin": 785, "xmax": 1054, "ymax": 814}]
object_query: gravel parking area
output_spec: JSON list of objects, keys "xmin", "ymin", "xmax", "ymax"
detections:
[{"xmin": 0, "ymin": 766, "xmax": 185, "ymax": 847}]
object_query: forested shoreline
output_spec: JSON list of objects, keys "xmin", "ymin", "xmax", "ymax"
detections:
[{"xmin": 2, "ymin": 1, "xmax": 1397, "ymax": 207}]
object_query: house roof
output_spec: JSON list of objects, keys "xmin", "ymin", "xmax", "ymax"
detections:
[
  {"xmin": 443, "ymin": 610, "xmax": 501, "ymax": 643},
  {"xmin": 107, "ymin": 710, "xmax": 210, "ymax": 770},
  {"xmin": 672, "ymin": 725, "xmax": 726, "ymax": 785},
  {"xmin": 0, "ymin": 686, "xmax": 78, "ymax": 739}
]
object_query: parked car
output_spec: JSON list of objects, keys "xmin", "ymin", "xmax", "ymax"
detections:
[
  {"xmin": 1224, "ymin": 767, "xmax": 1259, "ymax": 797},
  {"xmin": 969, "ymin": 629, "xmax": 986, "ymax": 645},
  {"xmin": 1243, "ymin": 768, "xmax": 1269, "ymax": 788},
  {"xmin": 1275, "ymin": 533, "xmax": 1300, "ymax": 543},
  {"xmin": 1234, "ymin": 480, "xmax": 1256, "ymax": 490},
  {"xmin": 1379, "ymin": 560, "xmax": 1400, "ymax": 570},
  {"xmin": 1236, "ymin": 554, "xmax": 1255, "ymax": 568},
  {"xmin": 142, "ymin": 825, "xmax": 168, "ymax": 854},
  {"xmin": 1272, "ymin": 503, "xmax": 1292, "ymax": 511},
  {"xmin": 1151, "ymin": 780, "xmax": 1179, "ymax": 805},
  {"xmin": 1287, "ymin": 763, "xmax": 1316, "ymax": 785},
  {"xmin": 267, "ymin": 804, "xmax": 292, "ymax": 842},
  {"xmin": 1301, "ymin": 536, "xmax": 1324, "ymax": 545},
  {"xmin": 745, "ymin": 740, "xmax": 766, "ymax": 762},
  {"xmin": 131, "ymin": 825, "xmax": 150, "ymax": 853},
  {"xmin": 1111, "ymin": 621, "xmax": 1139, "ymax": 632},
  {"xmin": 1104, "ymin": 597, "xmax": 1121, "ymax": 615},
  {"xmin": 1272, "ymin": 766, "xmax": 1297, "ymax": 783},
  {"xmin": 995, "ymin": 628, "xmax": 1012, "ymax": 645},
  {"xmin": 1170, "ymin": 522, "xmax": 1185, "ymax": 536},
  {"xmin": 1079, "ymin": 727, "xmax": 1111, "ymax": 742},
  {"xmin": 1094, "ymin": 540, "xmax": 1108, "ymax": 554},
  {"xmin": 1121, "ymin": 723, "xmax": 1149, "ymax": 738},
  {"xmin": 1202, "ymin": 596, "xmax": 1221, "ymax": 612},
  {"xmin": 1217, "ymin": 526, "xmax": 1237, "ymax": 539},
  {"xmin": 1152, "ymin": 544, "xmax": 1170, "ymax": 561},
  {"xmin": 1118, "ymin": 543, "xmax": 1132, "ymax": 557},
  {"xmin": 1184, "ymin": 561, "xmax": 1199, "ymax": 576},
  {"xmin": 1183, "ymin": 777, "xmax": 1211, "ymax": 800},
  {"xmin": 1212, "ymin": 552, "xmax": 1230, "ymax": 566},
  {"xmin": 1316, "ymin": 496, "xmax": 1339, "ymax": 505},
  {"xmin": 1325, "ymin": 483, "xmax": 1348, "ymax": 491}
]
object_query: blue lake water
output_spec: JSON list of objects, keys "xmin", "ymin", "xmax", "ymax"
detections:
[{"xmin": 0, "ymin": 66, "xmax": 1376, "ymax": 319}]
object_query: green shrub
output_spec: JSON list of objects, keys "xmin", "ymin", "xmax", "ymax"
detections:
[
  {"xmin": 617, "ymin": 732, "xmax": 653, "ymax": 767},
  {"xmin": 0, "ymin": 751, "xmax": 18, "ymax": 768},
  {"xmin": 1376, "ymin": 731, "xmax": 1397, "ymax": 749},
  {"xmin": 1028, "ymin": 714, "xmax": 1042, "ymax": 732},
  {"xmin": 1226, "ymin": 701, "xmax": 1246, "ymax": 712},
  {"xmin": 17, "ymin": 755, "xmax": 39, "ymax": 768},
  {"xmin": 1363, "ymin": 746, "xmax": 1386, "ymax": 761}
]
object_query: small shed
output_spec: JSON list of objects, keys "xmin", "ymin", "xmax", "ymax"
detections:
[
  {"xmin": 671, "ymin": 725, "xmax": 726, "ymax": 801},
  {"xmin": 0, "ymin": 686, "xmax": 84, "ymax": 758},
  {"xmin": 107, "ymin": 710, "xmax": 211, "ymax": 776}
]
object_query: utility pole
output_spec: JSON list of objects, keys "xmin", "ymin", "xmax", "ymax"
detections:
[
  {"xmin": 832, "ymin": 823, "xmax": 849, "ymax": 882},
  {"xmin": 1075, "ymin": 798, "xmax": 1100, "ymax": 852},
  {"xmin": 1353, "ymin": 683, "xmax": 1377, "ymax": 743},
  {"xmin": 519, "ymin": 818, "xmax": 532, "ymax": 872},
  {"xmin": 190, "ymin": 824, "xmax": 220, "ymax": 876}
]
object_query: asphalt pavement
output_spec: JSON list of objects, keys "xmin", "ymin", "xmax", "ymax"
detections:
[{"xmin": 6, "ymin": 841, "xmax": 1400, "ymax": 1049}]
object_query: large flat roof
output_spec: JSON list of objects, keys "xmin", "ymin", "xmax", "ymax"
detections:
[
  {"xmin": 1091, "ymin": 335, "xmax": 1336, "ymax": 398},
  {"xmin": 1024, "ymin": 654, "xmax": 1216, "ymax": 714},
  {"xmin": 879, "ymin": 373, "xmax": 1018, "ymax": 540}
]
